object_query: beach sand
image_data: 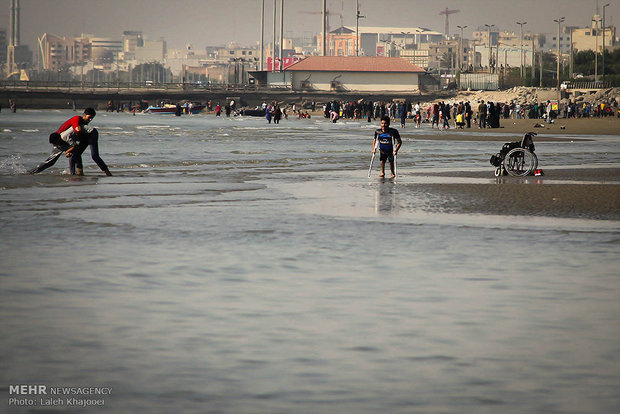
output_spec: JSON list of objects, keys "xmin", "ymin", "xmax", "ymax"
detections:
[
  {"xmin": 303, "ymin": 113, "xmax": 619, "ymax": 220},
  {"xmin": 396, "ymin": 117, "xmax": 620, "ymax": 220},
  {"xmin": 305, "ymin": 112, "xmax": 620, "ymax": 139},
  {"xmin": 400, "ymin": 117, "xmax": 620, "ymax": 140},
  {"xmin": 404, "ymin": 167, "xmax": 620, "ymax": 221}
]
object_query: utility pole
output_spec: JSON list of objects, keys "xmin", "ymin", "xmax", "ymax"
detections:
[
  {"xmin": 593, "ymin": 17, "xmax": 600, "ymax": 82},
  {"xmin": 322, "ymin": 0, "xmax": 327, "ymax": 56},
  {"xmin": 569, "ymin": 28, "xmax": 573, "ymax": 79},
  {"xmin": 356, "ymin": 0, "xmax": 365, "ymax": 56},
  {"xmin": 260, "ymin": 0, "xmax": 264, "ymax": 71},
  {"xmin": 457, "ymin": 25, "xmax": 467, "ymax": 70},
  {"xmin": 553, "ymin": 17, "xmax": 565, "ymax": 89},
  {"xmin": 602, "ymin": 3, "xmax": 610, "ymax": 82},
  {"xmin": 279, "ymin": 0, "xmax": 284, "ymax": 72},
  {"xmin": 531, "ymin": 34, "xmax": 535, "ymax": 83},
  {"xmin": 484, "ymin": 24, "xmax": 494, "ymax": 73},
  {"xmin": 539, "ymin": 50, "xmax": 543, "ymax": 87},
  {"xmin": 272, "ymin": 0, "xmax": 277, "ymax": 72},
  {"xmin": 516, "ymin": 21, "xmax": 527, "ymax": 78}
]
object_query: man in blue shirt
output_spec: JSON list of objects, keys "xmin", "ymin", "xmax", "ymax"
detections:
[{"xmin": 372, "ymin": 116, "xmax": 402, "ymax": 178}]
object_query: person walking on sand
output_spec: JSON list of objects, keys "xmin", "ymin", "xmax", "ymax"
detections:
[
  {"xmin": 372, "ymin": 116, "xmax": 402, "ymax": 179},
  {"xmin": 414, "ymin": 102, "xmax": 421, "ymax": 128},
  {"xmin": 29, "ymin": 108, "xmax": 110, "ymax": 175},
  {"xmin": 431, "ymin": 103, "xmax": 440, "ymax": 128},
  {"xmin": 399, "ymin": 102, "xmax": 407, "ymax": 128},
  {"xmin": 478, "ymin": 100, "xmax": 487, "ymax": 128}
]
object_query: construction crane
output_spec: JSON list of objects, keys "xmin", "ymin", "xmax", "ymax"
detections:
[
  {"xmin": 439, "ymin": 7, "xmax": 460, "ymax": 36},
  {"xmin": 299, "ymin": 9, "xmax": 344, "ymax": 33}
]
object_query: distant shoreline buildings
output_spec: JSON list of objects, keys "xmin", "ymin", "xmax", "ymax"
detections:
[{"xmin": 0, "ymin": 0, "xmax": 618, "ymax": 86}]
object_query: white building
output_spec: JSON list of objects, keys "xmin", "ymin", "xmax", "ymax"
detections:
[
  {"xmin": 282, "ymin": 56, "xmax": 425, "ymax": 92},
  {"xmin": 90, "ymin": 37, "xmax": 122, "ymax": 67}
]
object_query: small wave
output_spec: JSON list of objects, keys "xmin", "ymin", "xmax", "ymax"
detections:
[
  {"xmin": 21, "ymin": 129, "xmax": 40, "ymax": 133},
  {"xmin": 231, "ymin": 151, "xmax": 267, "ymax": 155},
  {"xmin": 2, "ymin": 129, "xmax": 12, "ymax": 133},
  {"xmin": 0, "ymin": 155, "xmax": 28, "ymax": 174},
  {"xmin": 136, "ymin": 125, "xmax": 172, "ymax": 130}
]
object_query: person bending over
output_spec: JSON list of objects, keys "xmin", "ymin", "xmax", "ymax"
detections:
[
  {"xmin": 29, "ymin": 108, "xmax": 102, "ymax": 175},
  {"xmin": 69, "ymin": 127, "xmax": 112, "ymax": 176}
]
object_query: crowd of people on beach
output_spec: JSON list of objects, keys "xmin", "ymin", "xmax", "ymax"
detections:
[
  {"xmin": 7, "ymin": 93, "xmax": 619, "ymax": 129},
  {"xmin": 310, "ymin": 97, "xmax": 620, "ymax": 130}
]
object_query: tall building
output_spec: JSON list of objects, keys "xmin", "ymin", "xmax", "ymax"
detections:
[
  {"xmin": 317, "ymin": 26, "xmax": 444, "ymax": 57},
  {"xmin": 134, "ymin": 38, "xmax": 166, "ymax": 63},
  {"xmin": 38, "ymin": 33, "xmax": 91, "ymax": 70},
  {"xmin": 7, "ymin": 0, "xmax": 20, "ymax": 71},
  {"xmin": 0, "ymin": 29, "xmax": 7, "ymax": 70},
  {"xmin": 5, "ymin": 0, "xmax": 32, "ymax": 73},
  {"xmin": 90, "ymin": 37, "xmax": 122, "ymax": 67},
  {"xmin": 569, "ymin": 16, "xmax": 616, "ymax": 53},
  {"xmin": 122, "ymin": 31, "xmax": 144, "ymax": 61}
]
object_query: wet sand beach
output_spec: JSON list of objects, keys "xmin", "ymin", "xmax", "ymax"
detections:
[
  {"xmin": 404, "ymin": 117, "xmax": 620, "ymax": 140},
  {"xmin": 398, "ymin": 118, "xmax": 619, "ymax": 220},
  {"xmin": 400, "ymin": 174, "xmax": 620, "ymax": 220},
  {"xmin": 305, "ymin": 112, "xmax": 620, "ymax": 139}
]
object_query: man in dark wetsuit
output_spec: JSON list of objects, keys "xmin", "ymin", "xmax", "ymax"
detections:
[
  {"xmin": 69, "ymin": 127, "xmax": 112, "ymax": 176},
  {"xmin": 29, "ymin": 108, "xmax": 98, "ymax": 174},
  {"xmin": 372, "ymin": 116, "xmax": 402, "ymax": 178}
]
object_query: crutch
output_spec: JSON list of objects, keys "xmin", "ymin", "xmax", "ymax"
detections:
[
  {"xmin": 368, "ymin": 140, "xmax": 378, "ymax": 178},
  {"xmin": 393, "ymin": 151, "xmax": 397, "ymax": 177}
]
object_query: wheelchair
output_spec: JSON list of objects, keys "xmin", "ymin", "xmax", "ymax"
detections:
[{"xmin": 490, "ymin": 132, "xmax": 539, "ymax": 177}]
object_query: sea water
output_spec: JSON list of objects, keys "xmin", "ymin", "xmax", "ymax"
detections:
[{"xmin": 0, "ymin": 110, "xmax": 619, "ymax": 413}]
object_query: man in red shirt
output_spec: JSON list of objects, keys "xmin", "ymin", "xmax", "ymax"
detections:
[{"xmin": 29, "ymin": 108, "xmax": 109, "ymax": 175}]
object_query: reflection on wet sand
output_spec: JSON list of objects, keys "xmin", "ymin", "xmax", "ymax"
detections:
[{"xmin": 374, "ymin": 179, "xmax": 397, "ymax": 215}]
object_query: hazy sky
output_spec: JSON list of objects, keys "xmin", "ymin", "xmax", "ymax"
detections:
[{"xmin": 0, "ymin": 0, "xmax": 617, "ymax": 51}]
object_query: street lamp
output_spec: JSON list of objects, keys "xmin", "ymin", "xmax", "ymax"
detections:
[
  {"xmin": 553, "ymin": 17, "xmax": 565, "ymax": 90},
  {"xmin": 356, "ymin": 0, "xmax": 365, "ymax": 56},
  {"xmin": 484, "ymin": 24, "xmax": 495, "ymax": 72},
  {"xmin": 602, "ymin": 3, "xmax": 610, "ymax": 82},
  {"xmin": 592, "ymin": 17, "xmax": 601, "ymax": 82},
  {"xmin": 401, "ymin": 31, "xmax": 411, "ymax": 51},
  {"xmin": 457, "ymin": 25, "xmax": 467, "ymax": 70},
  {"xmin": 272, "ymin": 0, "xmax": 277, "ymax": 71},
  {"xmin": 259, "ymin": 0, "xmax": 264, "ymax": 71},
  {"xmin": 516, "ymin": 21, "xmax": 527, "ymax": 78}
]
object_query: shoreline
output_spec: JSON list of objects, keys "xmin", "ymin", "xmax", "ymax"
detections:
[
  {"xmin": 314, "ymin": 114, "xmax": 620, "ymax": 137},
  {"xmin": 402, "ymin": 166, "xmax": 620, "ymax": 221},
  {"xmin": 400, "ymin": 117, "xmax": 620, "ymax": 138}
]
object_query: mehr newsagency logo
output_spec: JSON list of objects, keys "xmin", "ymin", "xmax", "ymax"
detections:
[{"xmin": 8, "ymin": 384, "xmax": 112, "ymax": 407}]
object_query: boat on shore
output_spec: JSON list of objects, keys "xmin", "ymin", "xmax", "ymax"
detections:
[
  {"xmin": 145, "ymin": 103, "xmax": 205, "ymax": 114},
  {"xmin": 241, "ymin": 108, "xmax": 266, "ymax": 117}
]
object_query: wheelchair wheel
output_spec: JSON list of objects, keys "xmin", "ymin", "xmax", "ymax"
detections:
[{"xmin": 503, "ymin": 148, "xmax": 536, "ymax": 176}]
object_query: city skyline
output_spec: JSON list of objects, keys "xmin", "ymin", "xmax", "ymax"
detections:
[{"xmin": 0, "ymin": 0, "xmax": 617, "ymax": 51}]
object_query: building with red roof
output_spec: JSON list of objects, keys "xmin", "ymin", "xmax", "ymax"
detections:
[{"xmin": 282, "ymin": 56, "xmax": 426, "ymax": 93}]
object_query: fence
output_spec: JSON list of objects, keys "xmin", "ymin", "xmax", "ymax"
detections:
[
  {"xmin": 459, "ymin": 73, "xmax": 499, "ymax": 91},
  {"xmin": 0, "ymin": 80, "xmax": 265, "ymax": 92},
  {"xmin": 563, "ymin": 81, "xmax": 613, "ymax": 90}
]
